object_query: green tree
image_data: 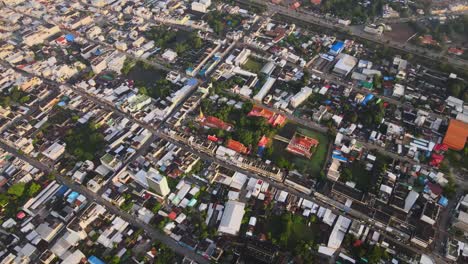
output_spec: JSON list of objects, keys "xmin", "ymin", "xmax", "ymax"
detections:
[
  {"xmin": 19, "ymin": 96, "xmax": 30, "ymax": 104},
  {"xmin": 8, "ymin": 182, "xmax": 26, "ymax": 198},
  {"xmin": 277, "ymin": 157, "xmax": 292, "ymax": 170},
  {"xmin": 0, "ymin": 193, "xmax": 9, "ymax": 207},
  {"xmin": 175, "ymin": 43, "xmax": 187, "ymax": 54},
  {"xmin": 110, "ymin": 256, "xmax": 120, "ymax": 264},
  {"xmin": 0, "ymin": 96, "xmax": 11, "ymax": 107},
  {"xmin": 443, "ymin": 177, "xmax": 457, "ymax": 199},
  {"xmin": 238, "ymin": 130, "xmax": 254, "ymax": 146},
  {"xmin": 448, "ymin": 80, "xmax": 465, "ymax": 99},
  {"xmin": 27, "ymin": 182, "xmax": 41, "ymax": 197},
  {"xmin": 368, "ymin": 246, "xmax": 387, "ymax": 264},
  {"xmin": 349, "ymin": 112, "xmax": 358, "ymax": 123},
  {"xmin": 191, "ymin": 33, "xmax": 203, "ymax": 49}
]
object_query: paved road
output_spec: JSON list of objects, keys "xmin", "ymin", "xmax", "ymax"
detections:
[
  {"xmin": 377, "ymin": 10, "xmax": 468, "ymax": 24},
  {"xmin": 1, "ymin": 6, "xmax": 453, "ymax": 262},
  {"xmin": 0, "ymin": 140, "xmax": 208, "ymax": 264},
  {"xmin": 237, "ymin": 0, "xmax": 468, "ymax": 71},
  {"xmin": 3, "ymin": 57, "xmax": 435, "ymax": 260}
]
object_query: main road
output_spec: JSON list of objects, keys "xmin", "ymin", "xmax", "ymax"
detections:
[
  {"xmin": 1, "ymin": 59, "xmax": 440, "ymax": 262},
  {"xmin": 236, "ymin": 0, "xmax": 468, "ymax": 71},
  {"xmin": 0, "ymin": 139, "xmax": 209, "ymax": 264},
  {"xmin": 0, "ymin": 8, "xmax": 449, "ymax": 263}
]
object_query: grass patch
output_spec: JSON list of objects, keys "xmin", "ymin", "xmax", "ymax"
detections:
[
  {"xmin": 267, "ymin": 213, "xmax": 318, "ymax": 250},
  {"xmin": 445, "ymin": 149, "xmax": 468, "ymax": 170},
  {"xmin": 242, "ymin": 58, "xmax": 264, "ymax": 74},
  {"xmin": 348, "ymin": 162, "xmax": 373, "ymax": 192},
  {"xmin": 269, "ymin": 123, "xmax": 329, "ymax": 177}
]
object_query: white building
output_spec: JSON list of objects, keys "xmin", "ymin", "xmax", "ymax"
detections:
[
  {"xmin": 327, "ymin": 215, "xmax": 352, "ymax": 252},
  {"xmin": 253, "ymin": 77, "xmax": 275, "ymax": 102},
  {"xmin": 162, "ymin": 49, "xmax": 178, "ymax": 62},
  {"xmin": 333, "ymin": 54, "xmax": 357, "ymax": 76},
  {"xmin": 106, "ymin": 52, "xmax": 126, "ymax": 74},
  {"xmin": 234, "ymin": 49, "xmax": 251, "ymax": 66},
  {"xmin": 290, "ymin": 87, "xmax": 313, "ymax": 108},
  {"xmin": 192, "ymin": 0, "xmax": 211, "ymax": 13},
  {"xmin": 218, "ymin": 200, "xmax": 245, "ymax": 235},
  {"xmin": 115, "ymin": 41, "xmax": 128, "ymax": 51},
  {"xmin": 42, "ymin": 142, "xmax": 66, "ymax": 161},
  {"xmin": 146, "ymin": 169, "xmax": 170, "ymax": 196},
  {"xmin": 393, "ymin": 84, "xmax": 405, "ymax": 97}
]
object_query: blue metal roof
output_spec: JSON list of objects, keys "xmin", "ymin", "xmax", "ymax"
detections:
[
  {"xmin": 55, "ymin": 185, "xmax": 69, "ymax": 197},
  {"xmin": 332, "ymin": 154, "xmax": 348, "ymax": 162},
  {"xmin": 361, "ymin": 94, "xmax": 374, "ymax": 105},
  {"xmin": 65, "ymin": 34, "xmax": 75, "ymax": 42},
  {"xmin": 438, "ymin": 196, "xmax": 448, "ymax": 207},
  {"xmin": 88, "ymin": 256, "xmax": 106, "ymax": 264},
  {"xmin": 186, "ymin": 78, "xmax": 198, "ymax": 86},
  {"xmin": 330, "ymin": 41, "xmax": 344, "ymax": 53}
]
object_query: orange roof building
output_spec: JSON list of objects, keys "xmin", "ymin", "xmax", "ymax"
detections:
[
  {"xmin": 248, "ymin": 105, "xmax": 274, "ymax": 119},
  {"xmin": 226, "ymin": 139, "xmax": 249, "ymax": 154},
  {"xmin": 443, "ymin": 119, "xmax": 468, "ymax": 151},
  {"xmin": 248, "ymin": 105, "xmax": 286, "ymax": 127},
  {"xmin": 286, "ymin": 133, "xmax": 319, "ymax": 158},
  {"xmin": 269, "ymin": 114, "xmax": 286, "ymax": 127},
  {"xmin": 201, "ymin": 116, "xmax": 233, "ymax": 131},
  {"xmin": 258, "ymin": 135, "xmax": 269, "ymax": 147}
]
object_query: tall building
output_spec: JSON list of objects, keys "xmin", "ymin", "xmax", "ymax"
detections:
[{"xmin": 146, "ymin": 169, "xmax": 170, "ymax": 197}]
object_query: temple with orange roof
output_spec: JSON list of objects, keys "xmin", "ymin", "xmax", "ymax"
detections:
[
  {"xmin": 198, "ymin": 110, "xmax": 233, "ymax": 131},
  {"xmin": 248, "ymin": 105, "xmax": 286, "ymax": 127},
  {"xmin": 226, "ymin": 139, "xmax": 249, "ymax": 154},
  {"xmin": 286, "ymin": 132, "xmax": 319, "ymax": 158}
]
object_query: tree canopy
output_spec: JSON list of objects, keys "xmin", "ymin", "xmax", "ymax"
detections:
[
  {"xmin": 64, "ymin": 122, "xmax": 105, "ymax": 161},
  {"xmin": 7, "ymin": 182, "xmax": 26, "ymax": 198}
]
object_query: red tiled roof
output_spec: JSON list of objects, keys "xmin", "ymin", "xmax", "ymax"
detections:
[
  {"xmin": 286, "ymin": 134, "xmax": 319, "ymax": 158},
  {"xmin": 248, "ymin": 106, "xmax": 286, "ymax": 127},
  {"xmin": 248, "ymin": 105, "xmax": 274, "ymax": 119},
  {"xmin": 17, "ymin": 211, "xmax": 26, "ymax": 220},
  {"xmin": 226, "ymin": 139, "xmax": 249, "ymax": 154},
  {"xmin": 202, "ymin": 116, "xmax": 233, "ymax": 131},
  {"xmin": 269, "ymin": 114, "xmax": 286, "ymax": 127},
  {"xmin": 448, "ymin": 47, "xmax": 464, "ymax": 55},
  {"xmin": 258, "ymin": 136, "xmax": 269, "ymax": 147},
  {"xmin": 168, "ymin": 212, "xmax": 177, "ymax": 220},
  {"xmin": 427, "ymin": 182, "xmax": 442, "ymax": 196},
  {"xmin": 207, "ymin": 135, "xmax": 218, "ymax": 142},
  {"xmin": 420, "ymin": 35, "xmax": 437, "ymax": 45}
]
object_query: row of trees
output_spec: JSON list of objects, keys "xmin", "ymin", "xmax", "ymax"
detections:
[
  {"xmin": 137, "ymin": 78, "xmax": 174, "ymax": 99},
  {"xmin": 447, "ymin": 78, "xmax": 467, "ymax": 101},
  {"xmin": 410, "ymin": 15, "xmax": 468, "ymax": 43},
  {"xmin": 320, "ymin": 0, "xmax": 386, "ymax": 23},
  {"xmin": 205, "ymin": 11, "xmax": 242, "ymax": 36},
  {"xmin": 0, "ymin": 182, "xmax": 42, "ymax": 218},
  {"xmin": 0, "ymin": 86, "xmax": 30, "ymax": 108},
  {"xmin": 200, "ymin": 95, "xmax": 280, "ymax": 147},
  {"xmin": 145, "ymin": 27, "xmax": 203, "ymax": 54},
  {"xmin": 64, "ymin": 122, "xmax": 105, "ymax": 161}
]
